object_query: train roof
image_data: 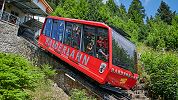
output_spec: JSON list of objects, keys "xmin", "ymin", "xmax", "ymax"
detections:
[
  {"xmin": 47, "ymin": 16, "xmax": 110, "ymax": 29},
  {"xmin": 46, "ymin": 16, "xmax": 131, "ymax": 40}
]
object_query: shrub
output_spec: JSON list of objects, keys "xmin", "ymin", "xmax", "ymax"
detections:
[
  {"xmin": 70, "ymin": 89, "xmax": 96, "ymax": 100},
  {"xmin": 40, "ymin": 64, "xmax": 56, "ymax": 79},
  {"xmin": 141, "ymin": 50, "xmax": 178, "ymax": 100},
  {"xmin": 146, "ymin": 19, "xmax": 178, "ymax": 50},
  {"xmin": 0, "ymin": 53, "xmax": 45, "ymax": 100}
]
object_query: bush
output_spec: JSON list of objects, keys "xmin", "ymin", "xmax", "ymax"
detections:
[
  {"xmin": 146, "ymin": 19, "xmax": 178, "ymax": 50},
  {"xmin": 70, "ymin": 89, "xmax": 96, "ymax": 100},
  {"xmin": 40, "ymin": 64, "xmax": 56, "ymax": 79},
  {"xmin": 141, "ymin": 50, "xmax": 178, "ymax": 100},
  {"xmin": 0, "ymin": 53, "xmax": 46, "ymax": 100}
]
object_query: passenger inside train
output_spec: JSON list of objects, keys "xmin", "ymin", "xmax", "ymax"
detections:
[{"xmin": 96, "ymin": 35, "xmax": 108, "ymax": 61}]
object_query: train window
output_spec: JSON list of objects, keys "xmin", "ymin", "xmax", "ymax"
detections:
[
  {"xmin": 96, "ymin": 28, "xmax": 109, "ymax": 62},
  {"xmin": 112, "ymin": 30, "xmax": 136, "ymax": 73},
  {"xmin": 82, "ymin": 25, "xmax": 96, "ymax": 56},
  {"xmin": 51, "ymin": 20, "xmax": 58, "ymax": 39},
  {"xmin": 64, "ymin": 22, "xmax": 82, "ymax": 49},
  {"xmin": 51, "ymin": 20, "xmax": 64, "ymax": 42},
  {"xmin": 43, "ymin": 18, "xmax": 53, "ymax": 37}
]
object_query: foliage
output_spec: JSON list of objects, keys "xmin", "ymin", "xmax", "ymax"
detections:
[
  {"xmin": 117, "ymin": 4, "xmax": 128, "ymax": 21},
  {"xmin": 106, "ymin": 0, "xmax": 118, "ymax": 15},
  {"xmin": 52, "ymin": 0, "xmax": 143, "ymax": 43},
  {"xmin": 27, "ymin": 79, "xmax": 69, "ymax": 100},
  {"xmin": 0, "ymin": 53, "xmax": 55, "ymax": 100},
  {"xmin": 146, "ymin": 18, "xmax": 178, "ymax": 50},
  {"xmin": 172, "ymin": 15, "xmax": 178, "ymax": 28},
  {"xmin": 70, "ymin": 89, "xmax": 96, "ymax": 100},
  {"xmin": 46, "ymin": 0, "xmax": 64, "ymax": 8},
  {"xmin": 41, "ymin": 64, "xmax": 56, "ymax": 79},
  {"xmin": 127, "ymin": 0, "xmax": 147, "ymax": 41},
  {"xmin": 50, "ymin": 1, "xmax": 178, "ymax": 100},
  {"xmin": 86, "ymin": 0, "xmax": 103, "ymax": 21},
  {"xmin": 141, "ymin": 50, "xmax": 178, "ymax": 100},
  {"xmin": 128, "ymin": 0, "xmax": 145, "ymax": 25},
  {"xmin": 156, "ymin": 1, "xmax": 175, "ymax": 25},
  {"xmin": 106, "ymin": 16, "xmax": 140, "ymax": 43}
]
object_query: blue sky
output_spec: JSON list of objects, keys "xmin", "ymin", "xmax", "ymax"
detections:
[{"xmin": 103, "ymin": 0, "xmax": 178, "ymax": 17}]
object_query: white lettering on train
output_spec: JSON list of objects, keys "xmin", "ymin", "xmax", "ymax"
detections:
[
  {"xmin": 111, "ymin": 68, "xmax": 137, "ymax": 79},
  {"xmin": 70, "ymin": 50, "xmax": 75, "ymax": 59},
  {"xmin": 45, "ymin": 38, "xmax": 52, "ymax": 46},
  {"xmin": 45, "ymin": 37, "xmax": 90, "ymax": 66},
  {"xmin": 66, "ymin": 48, "xmax": 70, "ymax": 57},
  {"xmin": 75, "ymin": 52, "xmax": 83, "ymax": 62},
  {"xmin": 62, "ymin": 46, "xmax": 67, "ymax": 54},
  {"xmin": 82, "ymin": 55, "xmax": 90, "ymax": 66},
  {"xmin": 52, "ymin": 41, "xmax": 58, "ymax": 50},
  {"xmin": 57, "ymin": 44, "xmax": 63, "ymax": 53}
]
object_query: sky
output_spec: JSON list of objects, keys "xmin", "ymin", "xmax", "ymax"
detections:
[{"xmin": 103, "ymin": 0, "xmax": 178, "ymax": 17}]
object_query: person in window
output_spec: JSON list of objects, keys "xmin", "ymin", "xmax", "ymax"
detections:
[
  {"xmin": 96, "ymin": 36, "xmax": 108, "ymax": 60},
  {"xmin": 73, "ymin": 26, "xmax": 81, "ymax": 49},
  {"xmin": 65, "ymin": 28, "xmax": 72, "ymax": 45},
  {"xmin": 103, "ymin": 38, "xmax": 108, "ymax": 50},
  {"xmin": 86, "ymin": 42, "xmax": 93, "ymax": 55},
  {"xmin": 97, "ymin": 36, "xmax": 104, "ymax": 47}
]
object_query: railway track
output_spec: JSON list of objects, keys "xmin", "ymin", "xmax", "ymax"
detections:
[
  {"xmin": 21, "ymin": 37, "xmax": 132, "ymax": 100},
  {"xmin": 32, "ymin": 48, "xmax": 131, "ymax": 100}
]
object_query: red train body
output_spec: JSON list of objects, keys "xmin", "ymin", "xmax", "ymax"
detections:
[{"xmin": 38, "ymin": 16, "xmax": 138, "ymax": 90}]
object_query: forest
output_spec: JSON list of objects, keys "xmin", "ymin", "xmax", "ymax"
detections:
[{"xmin": 45, "ymin": 0, "xmax": 178, "ymax": 99}]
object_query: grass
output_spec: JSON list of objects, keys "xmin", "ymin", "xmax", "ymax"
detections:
[{"xmin": 27, "ymin": 79, "xmax": 69, "ymax": 100}]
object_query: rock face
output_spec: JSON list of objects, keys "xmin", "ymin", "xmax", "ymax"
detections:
[{"xmin": 0, "ymin": 21, "xmax": 37, "ymax": 59}]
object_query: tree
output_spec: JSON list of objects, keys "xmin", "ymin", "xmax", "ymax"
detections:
[
  {"xmin": 128, "ymin": 0, "xmax": 146, "ymax": 41},
  {"xmin": 117, "ymin": 4, "xmax": 128, "ymax": 21},
  {"xmin": 106, "ymin": 0, "xmax": 118, "ymax": 15},
  {"xmin": 86, "ymin": 0, "xmax": 103, "ymax": 21},
  {"xmin": 72, "ymin": 0, "xmax": 89, "ymax": 20},
  {"xmin": 172, "ymin": 14, "xmax": 178, "ymax": 28},
  {"xmin": 51, "ymin": 0, "xmax": 78, "ymax": 18},
  {"xmin": 98, "ymin": 4, "xmax": 111, "ymax": 22},
  {"xmin": 128, "ymin": 0, "xmax": 145, "ymax": 25},
  {"xmin": 156, "ymin": 1, "xmax": 175, "ymax": 25}
]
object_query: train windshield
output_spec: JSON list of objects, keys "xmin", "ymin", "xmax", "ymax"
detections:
[{"xmin": 112, "ymin": 30, "xmax": 137, "ymax": 73}]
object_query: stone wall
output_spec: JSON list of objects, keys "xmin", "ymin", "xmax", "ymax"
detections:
[
  {"xmin": 0, "ymin": 21, "xmax": 69, "ymax": 99},
  {"xmin": 0, "ymin": 21, "xmax": 37, "ymax": 59}
]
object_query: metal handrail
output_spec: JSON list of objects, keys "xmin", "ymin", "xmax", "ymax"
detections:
[{"xmin": 0, "ymin": 10, "xmax": 20, "ymax": 25}]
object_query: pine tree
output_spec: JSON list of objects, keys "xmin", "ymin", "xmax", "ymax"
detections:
[
  {"xmin": 118, "ymin": 4, "xmax": 128, "ymax": 21},
  {"xmin": 172, "ymin": 14, "xmax": 178, "ymax": 28},
  {"xmin": 87, "ymin": 0, "xmax": 103, "ymax": 21},
  {"xmin": 106, "ymin": 0, "xmax": 118, "ymax": 15},
  {"xmin": 128, "ymin": 0, "xmax": 145, "ymax": 25},
  {"xmin": 128, "ymin": 0, "xmax": 146, "ymax": 41},
  {"xmin": 156, "ymin": 1, "xmax": 175, "ymax": 25}
]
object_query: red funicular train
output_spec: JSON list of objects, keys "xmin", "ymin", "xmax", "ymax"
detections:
[{"xmin": 38, "ymin": 16, "xmax": 138, "ymax": 90}]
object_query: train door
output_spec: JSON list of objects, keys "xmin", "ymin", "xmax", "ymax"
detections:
[
  {"xmin": 82, "ymin": 25, "xmax": 109, "ymax": 61},
  {"xmin": 81, "ymin": 25, "xmax": 110, "ymax": 83},
  {"xmin": 96, "ymin": 28, "xmax": 109, "ymax": 62}
]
